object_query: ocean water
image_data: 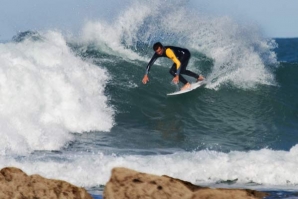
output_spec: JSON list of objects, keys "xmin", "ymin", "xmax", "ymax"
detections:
[{"xmin": 0, "ymin": 1, "xmax": 298, "ymax": 199}]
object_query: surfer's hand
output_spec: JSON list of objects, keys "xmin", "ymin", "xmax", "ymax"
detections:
[
  {"xmin": 172, "ymin": 75, "xmax": 179, "ymax": 84},
  {"xmin": 142, "ymin": 74, "xmax": 149, "ymax": 84}
]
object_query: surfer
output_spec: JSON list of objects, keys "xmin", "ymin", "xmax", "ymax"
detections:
[{"xmin": 142, "ymin": 42, "xmax": 204, "ymax": 90}]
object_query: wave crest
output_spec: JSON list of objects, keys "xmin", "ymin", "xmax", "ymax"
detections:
[{"xmin": 0, "ymin": 31, "xmax": 114, "ymax": 155}]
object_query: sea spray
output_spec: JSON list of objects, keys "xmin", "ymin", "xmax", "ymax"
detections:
[{"xmin": 0, "ymin": 31, "xmax": 114, "ymax": 155}]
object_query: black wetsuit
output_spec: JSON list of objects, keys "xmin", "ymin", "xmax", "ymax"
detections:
[{"xmin": 145, "ymin": 46, "xmax": 199, "ymax": 84}]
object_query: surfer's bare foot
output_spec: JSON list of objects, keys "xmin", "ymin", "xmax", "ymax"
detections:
[
  {"xmin": 181, "ymin": 83, "xmax": 191, "ymax": 90},
  {"xmin": 197, "ymin": 75, "xmax": 204, "ymax": 82}
]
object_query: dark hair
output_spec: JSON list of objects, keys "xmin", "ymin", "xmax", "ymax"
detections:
[{"xmin": 153, "ymin": 42, "xmax": 163, "ymax": 51}]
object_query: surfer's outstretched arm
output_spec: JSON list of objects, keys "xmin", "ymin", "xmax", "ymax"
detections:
[{"xmin": 142, "ymin": 54, "xmax": 158, "ymax": 84}]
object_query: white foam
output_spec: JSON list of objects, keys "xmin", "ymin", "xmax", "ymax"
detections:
[
  {"xmin": 1, "ymin": 145, "xmax": 298, "ymax": 190},
  {"xmin": 80, "ymin": 1, "xmax": 152, "ymax": 61},
  {"xmin": 0, "ymin": 31, "xmax": 114, "ymax": 155}
]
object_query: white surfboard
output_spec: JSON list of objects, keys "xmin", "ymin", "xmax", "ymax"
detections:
[{"xmin": 167, "ymin": 81, "xmax": 206, "ymax": 96}]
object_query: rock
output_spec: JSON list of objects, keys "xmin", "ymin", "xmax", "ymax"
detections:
[
  {"xmin": 103, "ymin": 167, "xmax": 268, "ymax": 199},
  {"xmin": 0, "ymin": 167, "xmax": 92, "ymax": 199}
]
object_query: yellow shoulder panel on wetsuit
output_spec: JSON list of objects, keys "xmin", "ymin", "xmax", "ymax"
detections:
[{"xmin": 165, "ymin": 48, "xmax": 181, "ymax": 70}]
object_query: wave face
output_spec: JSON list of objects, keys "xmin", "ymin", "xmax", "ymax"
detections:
[
  {"xmin": 0, "ymin": 31, "xmax": 114, "ymax": 155},
  {"xmin": 80, "ymin": 0, "xmax": 278, "ymax": 90}
]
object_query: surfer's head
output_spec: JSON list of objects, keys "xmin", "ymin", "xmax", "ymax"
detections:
[{"xmin": 153, "ymin": 42, "xmax": 164, "ymax": 55}]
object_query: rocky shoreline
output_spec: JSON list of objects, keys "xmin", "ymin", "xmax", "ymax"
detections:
[
  {"xmin": 0, "ymin": 167, "xmax": 92, "ymax": 199},
  {"xmin": 0, "ymin": 167, "xmax": 268, "ymax": 199},
  {"xmin": 104, "ymin": 167, "xmax": 268, "ymax": 199}
]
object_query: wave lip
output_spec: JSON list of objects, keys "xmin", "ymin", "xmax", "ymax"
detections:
[{"xmin": 0, "ymin": 31, "xmax": 114, "ymax": 155}]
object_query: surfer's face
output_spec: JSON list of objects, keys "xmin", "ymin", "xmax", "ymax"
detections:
[{"xmin": 155, "ymin": 47, "xmax": 164, "ymax": 55}]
